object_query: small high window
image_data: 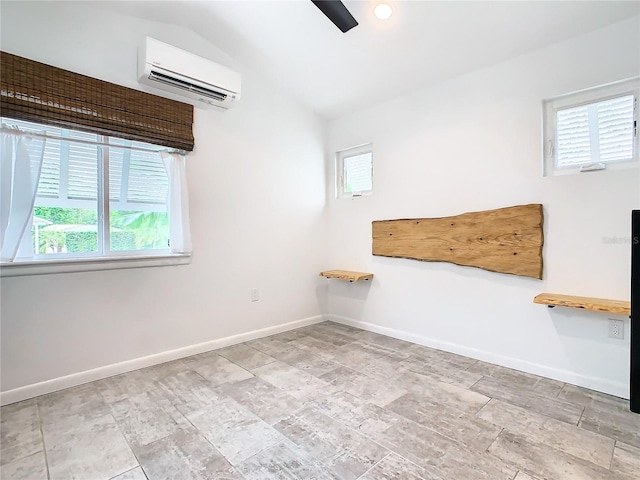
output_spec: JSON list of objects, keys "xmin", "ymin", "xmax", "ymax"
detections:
[
  {"xmin": 336, "ymin": 144, "xmax": 373, "ymax": 198},
  {"xmin": 543, "ymin": 78, "xmax": 639, "ymax": 175}
]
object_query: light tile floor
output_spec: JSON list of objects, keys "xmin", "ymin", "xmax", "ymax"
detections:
[{"xmin": 1, "ymin": 321, "xmax": 639, "ymax": 479}]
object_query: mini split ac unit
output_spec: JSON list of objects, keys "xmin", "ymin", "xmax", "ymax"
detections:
[{"xmin": 138, "ymin": 37, "xmax": 241, "ymax": 110}]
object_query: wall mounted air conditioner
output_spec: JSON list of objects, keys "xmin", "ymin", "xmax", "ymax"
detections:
[{"xmin": 138, "ymin": 37, "xmax": 241, "ymax": 110}]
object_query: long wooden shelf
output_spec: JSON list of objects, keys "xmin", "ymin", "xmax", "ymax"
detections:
[
  {"xmin": 534, "ymin": 293, "xmax": 630, "ymax": 315},
  {"xmin": 320, "ymin": 270, "xmax": 373, "ymax": 282},
  {"xmin": 373, "ymin": 204, "xmax": 544, "ymax": 279}
]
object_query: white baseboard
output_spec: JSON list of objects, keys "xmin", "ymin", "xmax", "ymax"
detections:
[
  {"xmin": 328, "ymin": 314, "xmax": 629, "ymax": 400},
  {"xmin": 5, "ymin": 313, "xmax": 628, "ymax": 405},
  {"xmin": 0, "ymin": 315, "xmax": 325, "ymax": 406}
]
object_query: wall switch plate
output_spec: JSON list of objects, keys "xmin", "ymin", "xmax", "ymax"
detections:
[
  {"xmin": 251, "ymin": 288, "xmax": 259, "ymax": 302},
  {"xmin": 608, "ymin": 319, "xmax": 624, "ymax": 339}
]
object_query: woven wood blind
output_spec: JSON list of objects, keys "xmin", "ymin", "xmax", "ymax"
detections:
[{"xmin": 1, "ymin": 51, "xmax": 194, "ymax": 151}]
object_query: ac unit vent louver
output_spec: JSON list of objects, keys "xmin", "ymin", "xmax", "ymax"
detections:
[{"xmin": 148, "ymin": 70, "xmax": 227, "ymax": 102}]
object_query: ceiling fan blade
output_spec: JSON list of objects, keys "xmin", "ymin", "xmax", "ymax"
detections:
[{"xmin": 311, "ymin": 0, "xmax": 358, "ymax": 33}]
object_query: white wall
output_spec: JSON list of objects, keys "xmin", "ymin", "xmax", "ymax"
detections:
[
  {"xmin": 326, "ymin": 17, "xmax": 640, "ymax": 398},
  {"xmin": 0, "ymin": 2, "xmax": 328, "ymax": 400}
]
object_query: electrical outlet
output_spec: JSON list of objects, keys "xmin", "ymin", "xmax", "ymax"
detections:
[
  {"xmin": 608, "ymin": 319, "xmax": 624, "ymax": 340},
  {"xmin": 250, "ymin": 288, "xmax": 259, "ymax": 302}
]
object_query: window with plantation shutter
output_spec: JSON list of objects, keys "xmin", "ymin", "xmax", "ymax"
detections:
[
  {"xmin": 8, "ymin": 119, "xmax": 168, "ymax": 210},
  {"xmin": 543, "ymin": 78, "xmax": 639, "ymax": 176},
  {"xmin": 556, "ymin": 95, "xmax": 634, "ymax": 167},
  {"xmin": 336, "ymin": 144, "xmax": 373, "ymax": 198},
  {"xmin": 2, "ymin": 117, "xmax": 170, "ymax": 258},
  {"xmin": 1, "ymin": 52, "xmax": 193, "ymax": 275}
]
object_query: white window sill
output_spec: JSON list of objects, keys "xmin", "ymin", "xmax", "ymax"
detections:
[
  {"xmin": 545, "ymin": 160, "xmax": 638, "ymax": 177},
  {"xmin": 337, "ymin": 191, "xmax": 373, "ymax": 199},
  {"xmin": 0, "ymin": 253, "xmax": 191, "ymax": 277}
]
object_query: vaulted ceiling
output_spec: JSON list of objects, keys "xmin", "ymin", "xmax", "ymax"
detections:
[{"xmin": 96, "ymin": 1, "xmax": 639, "ymax": 119}]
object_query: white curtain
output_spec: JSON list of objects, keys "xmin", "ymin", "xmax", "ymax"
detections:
[
  {"xmin": 1, "ymin": 127, "xmax": 46, "ymax": 262},
  {"xmin": 161, "ymin": 151, "xmax": 192, "ymax": 254}
]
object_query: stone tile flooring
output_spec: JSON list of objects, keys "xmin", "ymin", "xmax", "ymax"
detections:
[{"xmin": 1, "ymin": 321, "xmax": 639, "ymax": 479}]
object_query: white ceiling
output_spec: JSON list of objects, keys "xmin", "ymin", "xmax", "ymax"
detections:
[{"xmin": 97, "ymin": 0, "xmax": 639, "ymax": 120}]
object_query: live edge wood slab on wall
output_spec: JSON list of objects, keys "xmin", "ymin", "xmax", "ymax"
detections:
[{"xmin": 372, "ymin": 204, "xmax": 544, "ymax": 279}]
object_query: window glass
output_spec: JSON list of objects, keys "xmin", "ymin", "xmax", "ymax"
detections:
[
  {"xmin": 337, "ymin": 144, "xmax": 373, "ymax": 197},
  {"xmin": 35, "ymin": 206, "xmax": 99, "ymax": 255},
  {"xmin": 2, "ymin": 118, "xmax": 170, "ymax": 258},
  {"xmin": 108, "ymin": 142, "xmax": 169, "ymax": 251},
  {"xmin": 34, "ymin": 130, "xmax": 99, "ymax": 256},
  {"xmin": 556, "ymin": 95, "xmax": 634, "ymax": 167},
  {"xmin": 344, "ymin": 152, "xmax": 373, "ymax": 194}
]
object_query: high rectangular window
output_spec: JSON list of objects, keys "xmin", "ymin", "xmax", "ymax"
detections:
[
  {"xmin": 336, "ymin": 144, "xmax": 373, "ymax": 198},
  {"xmin": 543, "ymin": 78, "xmax": 639, "ymax": 175}
]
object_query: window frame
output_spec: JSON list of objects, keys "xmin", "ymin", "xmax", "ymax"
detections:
[
  {"xmin": 1, "ymin": 119, "xmax": 190, "ymax": 277},
  {"xmin": 336, "ymin": 143, "xmax": 374, "ymax": 199},
  {"xmin": 542, "ymin": 77, "xmax": 639, "ymax": 176}
]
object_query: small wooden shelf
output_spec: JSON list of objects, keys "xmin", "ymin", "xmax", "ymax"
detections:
[
  {"xmin": 320, "ymin": 270, "xmax": 374, "ymax": 282},
  {"xmin": 534, "ymin": 293, "xmax": 630, "ymax": 315}
]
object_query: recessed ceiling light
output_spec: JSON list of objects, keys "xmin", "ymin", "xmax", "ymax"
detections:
[{"xmin": 374, "ymin": 3, "xmax": 393, "ymax": 20}]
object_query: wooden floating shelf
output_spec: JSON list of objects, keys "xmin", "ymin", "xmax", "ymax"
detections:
[
  {"xmin": 320, "ymin": 270, "xmax": 374, "ymax": 282},
  {"xmin": 534, "ymin": 293, "xmax": 630, "ymax": 315},
  {"xmin": 372, "ymin": 204, "xmax": 544, "ymax": 280}
]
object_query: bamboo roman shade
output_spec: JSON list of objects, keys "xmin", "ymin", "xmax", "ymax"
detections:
[{"xmin": 1, "ymin": 51, "xmax": 194, "ymax": 151}]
